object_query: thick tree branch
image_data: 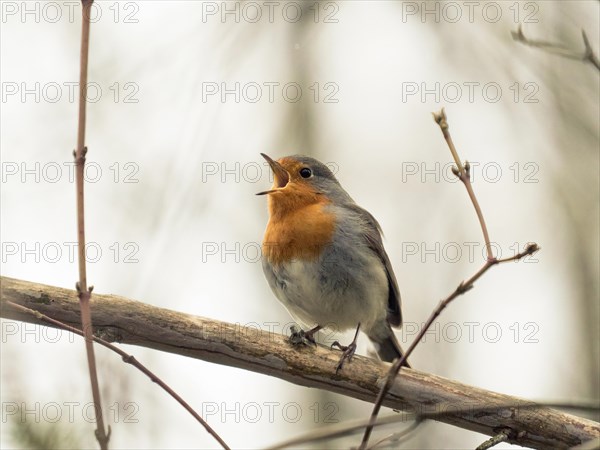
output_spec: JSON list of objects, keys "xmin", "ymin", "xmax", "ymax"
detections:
[{"xmin": 2, "ymin": 276, "xmax": 598, "ymax": 449}]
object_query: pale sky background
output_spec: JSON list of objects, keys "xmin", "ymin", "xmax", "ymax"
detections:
[{"xmin": 1, "ymin": 1, "xmax": 599, "ymax": 449}]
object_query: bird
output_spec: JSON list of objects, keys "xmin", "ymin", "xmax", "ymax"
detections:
[{"xmin": 257, "ymin": 153, "xmax": 410, "ymax": 373}]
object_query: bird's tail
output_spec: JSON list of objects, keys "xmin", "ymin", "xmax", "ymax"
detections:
[{"xmin": 370, "ymin": 328, "xmax": 411, "ymax": 368}]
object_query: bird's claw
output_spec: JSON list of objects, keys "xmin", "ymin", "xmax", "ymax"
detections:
[
  {"xmin": 289, "ymin": 325, "xmax": 317, "ymax": 346},
  {"xmin": 331, "ymin": 340, "xmax": 357, "ymax": 374}
]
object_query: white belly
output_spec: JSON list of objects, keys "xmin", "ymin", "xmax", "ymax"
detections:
[{"xmin": 262, "ymin": 254, "xmax": 389, "ymax": 334}]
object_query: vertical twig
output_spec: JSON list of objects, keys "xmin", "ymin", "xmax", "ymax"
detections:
[
  {"xmin": 436, "ymin": 113, "xmax": 494, "ymax": 260},
  {"xmin": 74, "ymin": 1, "xmax": 109, "ymax": 448},
  {"xmin": 358, "ymin": 109, "xmax": 539, "ymax": 449}
]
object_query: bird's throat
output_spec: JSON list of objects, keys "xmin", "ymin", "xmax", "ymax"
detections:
[{"xmin": 263, "ymin": 200, "xmax": 336, "ymax": 266}]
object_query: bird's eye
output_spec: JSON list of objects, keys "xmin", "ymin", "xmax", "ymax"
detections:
[{"xmin": 299, "ymin": 168, "xmax": 312, "ymax": 178}]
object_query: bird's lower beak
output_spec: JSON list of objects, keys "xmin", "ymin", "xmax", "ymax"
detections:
[{"xmin": 256, "ymin": 153, "xmax": 289, "ymax": 195}]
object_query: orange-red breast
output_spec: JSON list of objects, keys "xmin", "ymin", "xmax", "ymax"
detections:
[{"xmin": 258, "ymin": 153, "xmax": 409, "ymax": 372}]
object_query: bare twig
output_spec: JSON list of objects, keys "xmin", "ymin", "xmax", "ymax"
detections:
[
  {"xmin": 3, "ymin": 276, "xmax": 597, "ymax": 449},
  {"xmin": 4, "ymin": 300, "xmax": 231, "ymax": 450},
  {"xmin": 267, "ymin": 413, "xmax": 420, "ymax": 450},
  {"xmin": 73, "ymin": 0, "xmax": 109, "ymax": 448},
  {"xmin": 435, "ymin": 110, "xmax": 494, "ymax": 260},
  {"xmin": 358, "ymin": 109, "xmax": 540, "ymax": 449},
  {"xmin": 368, "ymin": 420, "xmax": 422, "ymax": 449},
  {"xmin": 512, "ymin": 25, "xmax": 600, "ymax": 71},
  {"xmin": 476, "ymin": 428, "xmax": 513, "ymax": 450}
]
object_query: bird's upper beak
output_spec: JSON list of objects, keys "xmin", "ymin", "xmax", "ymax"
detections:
[{"xmin": 256, "ymin": 153, "xmax": 289, "ymax": 195}]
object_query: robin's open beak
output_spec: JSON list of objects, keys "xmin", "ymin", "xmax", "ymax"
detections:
[{"xmin": 256, "ymin": 153, "xmax": 290, "ymax": 195}]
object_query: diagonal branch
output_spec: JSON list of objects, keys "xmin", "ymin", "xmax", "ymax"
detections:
[
  {"xmin": 4, "ymin": 300, "xmax": 231, "ymax": 450},
  {"xmin": 2, "ymin": 276, "xmax": 597, "ymax": 450},
  {"xmin": 73, "ymin": 0, "xmax": 109, "ymax": 448},
  {"xmin": 358, "ymin": 109, "xmax": 540, "ymax": 449},
  {"xmin": 476, "ymin": 428, "xmax": 513, "ymax": 450},
  {"xmin": 512, "ymin": 25, "xmax": 600, "ymax": 71}
]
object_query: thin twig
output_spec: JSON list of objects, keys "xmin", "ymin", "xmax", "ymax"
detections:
[
  {"xmin": 267, "ymin": 412, "xmax": 422, "ymax": 449},
  {"xmin": 512, "ymin": 25, "xmax": 600, "ymax": 72},
  {"xmin": 476, "ymin": 428, "xmax": 513, "ymax": 450},
  {"xmin": 73, "ymin": 0, "xmax": 109, "ymax": 448},
  {"xmin": 434, "ymin": 110, "xmax": 494, "ymax": 260},
  {"xmin": 4, "ymin": 301, "xmax": 231, "ymax": 450},
  {"xmin": 368, "ymin": 420, "xmax": 422, "ymax": 449},
  {"xmin": 358, "ymin": 109, "xmax": 540, "ymax": 449}
]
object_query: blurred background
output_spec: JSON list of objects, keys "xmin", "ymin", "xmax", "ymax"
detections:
[{"xmin": 1, "ymin": 1, "xmax": 598, "ymax": 448}]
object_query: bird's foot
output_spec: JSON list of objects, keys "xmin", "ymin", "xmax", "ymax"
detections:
[
  {"xmin": 331, "ymin": 340, "xmax": 357, "ymax": 374},
  {"xmin": 331, "ymin": 323, "xmax": 361, "ymax": 374},
  {"xmin": 289, "ymin": 325, "xmax": 321, "ymax": 346}
]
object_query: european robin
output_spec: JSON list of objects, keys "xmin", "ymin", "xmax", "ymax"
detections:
[{"xmin": 258, "ymin": 153, "xmax": 409, "ymax": 372}]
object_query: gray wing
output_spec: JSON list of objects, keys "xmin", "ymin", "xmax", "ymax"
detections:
[{"xmin": 344, "ymin": 203, "xmax": 402, "ymax": 328}]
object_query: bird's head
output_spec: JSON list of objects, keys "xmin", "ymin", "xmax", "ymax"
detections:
[{"xmin": 257, "ymin": 153, "xmax": 349, "ymax": 215}]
